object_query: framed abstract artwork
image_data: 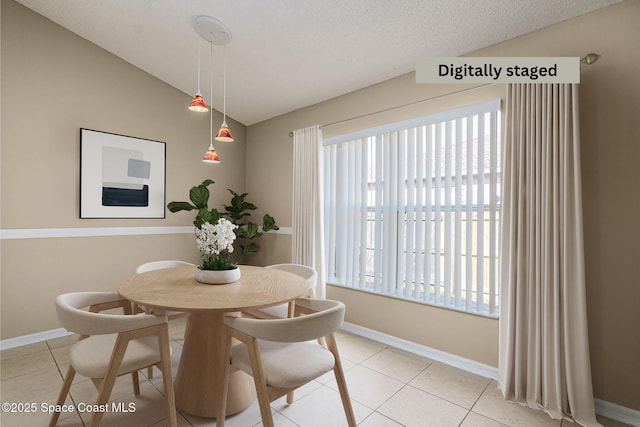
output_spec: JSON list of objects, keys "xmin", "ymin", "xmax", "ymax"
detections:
[{"xmin": 80, "ymin": 128, "xmax": 166, "ymax": 218}]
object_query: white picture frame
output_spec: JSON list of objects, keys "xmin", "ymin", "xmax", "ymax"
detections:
[{"xmin": 80, "ymin": 128, "xmax": 166, "ymax": 218}]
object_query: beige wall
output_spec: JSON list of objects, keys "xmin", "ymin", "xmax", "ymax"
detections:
[
  {"xmin": 1, "ymin": 0, "xmax": 246, "ymax": 336},
  {"xmin": 246, "ymin": 1, "xmax": 640, "ymax": 410}
]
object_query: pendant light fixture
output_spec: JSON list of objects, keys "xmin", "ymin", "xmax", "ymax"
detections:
[
  {"xmin": 202, "ymin": 41, "xmax": 219, "ymax": 163},
  {"xmin": 202, "ymin": 143, "xmax": 220, "ymax": 163},
  {"xmin": 196, "ymin": 15, "xmax": 233, "ymax": 163},
  {"xmin": 215, "ymin": 45, "xmax": 234, "ymax": 142},
  {"xmin": 188, "ymin": 35, "xmax": 208, "ymax": 112}
]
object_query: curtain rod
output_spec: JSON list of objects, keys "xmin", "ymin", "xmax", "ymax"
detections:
[
  {"xmin": 288, "ymin": 52, "xmax": 601, "ymax": 137},
  {"xmin": 288, "ymin": 83, "xmax": 493, "ymax": 137}
]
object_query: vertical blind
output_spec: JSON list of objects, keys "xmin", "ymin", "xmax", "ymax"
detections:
[{"xmin": 323, "ymin": 99, "xmax": 501, "ymax": 316}]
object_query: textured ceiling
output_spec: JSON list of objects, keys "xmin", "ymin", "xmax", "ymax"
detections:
[{"xmin": 14, "ymin": 0, "xmax": 619, "ymax": 125}]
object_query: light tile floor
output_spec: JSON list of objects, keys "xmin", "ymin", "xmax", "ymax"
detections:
[{"xmin": 0, "ymin": 318, "xmax": 630, "ymax": 427}]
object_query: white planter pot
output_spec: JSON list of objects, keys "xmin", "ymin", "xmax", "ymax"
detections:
[{"xmin": 194, "ymin": 267, "xmax": 241, "ymax": 285}]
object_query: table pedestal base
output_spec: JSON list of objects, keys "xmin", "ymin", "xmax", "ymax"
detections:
[{"xmin": 174, "ymin": 312, "xmax": 255, "ymax": 418}]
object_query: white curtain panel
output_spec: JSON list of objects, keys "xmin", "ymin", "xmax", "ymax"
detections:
[
  {"xmin": 292, "ymin": 125, "xmax": 326, "ymax": 298},
  {"xmin": 499, "ymin": 84, "xmax": 599, "ymax": 426}
]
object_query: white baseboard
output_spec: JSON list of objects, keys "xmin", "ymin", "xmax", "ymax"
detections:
[
  {"xmin": 594, "ymin": 399, "xmax": 640, "ymax": 426},
  {"xmin": 341, "ymin": 321, "xmax": 640, "ymax": 427},
  {"xmin": 0, "ymin": 328, "xmax": 72, "ymax": 350},
  {"xmin": 341, "ymin": 321, "xmax": 499, "ymax": 379}
]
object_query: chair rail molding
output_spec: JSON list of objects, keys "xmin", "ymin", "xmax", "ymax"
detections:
[{"xmin": 0, "ymin": 226, "xmax": 292, "ymax": 240}]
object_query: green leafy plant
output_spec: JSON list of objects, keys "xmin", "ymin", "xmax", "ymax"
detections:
[
  {"xmin": 167, "ymin": 179, "xmax": 222, "ymax": 228},
  {"xmin": 223, "ymin": 189, "xmax": 279, "ymax": 256},
  {"xmin": 167, "ymin": 180, "xmax": 279, "ymax": 260}
]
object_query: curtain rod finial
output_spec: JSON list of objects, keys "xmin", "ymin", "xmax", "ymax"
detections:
[{"xmin": 581, "ymin": 53, "xmax": 601, "ymax": 65}]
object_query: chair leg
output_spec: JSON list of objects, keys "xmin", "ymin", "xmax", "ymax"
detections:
[
  {"xmin": 246, "ymin": 337, "xmax": 275, "ymax": 427},
  {"xmin": 286, "ymin": 390, "xmax": 295, "ymax": 405},
  {"xmin": 49, "ymin": 365, "xmax": 76, "ymax": 427},
  {"xmin": 326, "ymin": 334, "xmax": 356, "ymax": 427},
  {"xmin": 131, "ymin": 370, "xmax": 140, "ymax": 395},
  {"xmin": 285, "ymin": 300, "xmax": 297, "ymax": 405},
  {"xmin": 145, "ymin": 309, "xmax": 155, "ymax": 380},
  {"xmin": 287, "ymin": 300, "xmax": 296, "ymax": 318},
  {"xmin": 89, "ymin": 333, "xmax": 130, "ymax": 427},
  {"xmin": 254, "ymin": 383, "xmax": 274, "ymax": 427},
  {"xmin": 156, "ymin": 324, "xmax": 177, "ymax": 427}
]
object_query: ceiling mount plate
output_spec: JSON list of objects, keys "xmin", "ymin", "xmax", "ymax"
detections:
[{"xmin": 195, "ymin": 15, "xmax": 232, "ymax": 45}]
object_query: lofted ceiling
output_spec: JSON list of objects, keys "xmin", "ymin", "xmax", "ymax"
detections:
[{"xmin": 14, "ymin": 0, "xmax": 619, "ymax": 126}]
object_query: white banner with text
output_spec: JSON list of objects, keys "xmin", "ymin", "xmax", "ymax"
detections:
[{"xmin": 416, "ymin": 57, "xmax": 580, "ymax": 83}]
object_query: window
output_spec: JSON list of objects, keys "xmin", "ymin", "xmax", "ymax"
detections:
[{"xmin": 323, "ymin": 99, "xmax": 501, "ymax": 317}]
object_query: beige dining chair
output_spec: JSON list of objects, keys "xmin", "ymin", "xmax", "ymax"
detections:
[
  {"xmin": 242, "ymin": 263, "xmax": 317, "ymax": 319},
  {"xmin": 50, "ymin": 292, "xmax": 177, "ymax": 427},
  {"xmin": 135, "ymin": 260, "xmax": 195, "ymax": 320},
  {"xmin": 217, "ymin": 298, "xmax": 356, "ymax": 427},
  {"xmin": 135, "ymin": 259, "xmax": 195, "ymax": 275}
]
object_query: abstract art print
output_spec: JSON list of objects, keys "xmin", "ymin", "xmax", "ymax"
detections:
[{"xmin": 80, "ymin": 128, "xmax": 166, "ymax": 218}]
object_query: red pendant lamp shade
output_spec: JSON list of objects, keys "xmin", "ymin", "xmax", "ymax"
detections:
[
  {"xmin": 189, "ymin": 93, "xmax": 208, "ymax": 112},
  {"xmin": 202, "ymin": 144, "xmax": 220, "ymax": 163},
  {"xmin": 215, "ymin": 123, "xmax": 233, "ymax": 142}
]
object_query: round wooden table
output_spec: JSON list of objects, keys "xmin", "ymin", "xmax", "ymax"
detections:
[{"xmin": 118, "ymin": 264, "xmax": 308, "ymax": 418}]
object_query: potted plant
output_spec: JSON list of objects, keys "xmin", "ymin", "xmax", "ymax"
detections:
[
  {"xmin": 193, "ymin": 217, "xmax": 240, "ymax": 284},
  {"xmin": 167, "ymin": 179, "xmax": 278, "ymax": 268}
]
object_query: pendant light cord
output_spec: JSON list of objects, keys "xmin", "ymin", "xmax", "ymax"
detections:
[
  {"xmin": 222, "ymin": 45, "xmax": 228, "ymax": 124},
  {"xmin": 209, "ymin": 41, "xmax": 214, "ymax": 145},
  {"xmin": 196, "ymin": 38, "xmax": 202, "ymax": 94}
]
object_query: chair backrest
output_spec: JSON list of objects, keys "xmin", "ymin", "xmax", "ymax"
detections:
[
  {"xmin": 55, "ymin": 291, "xmax": 166, "ymax": 336},
  {"xmin": 265, "ymin": 263, "xmax": 317, "ymax": 290},
  {"xmin": 136, "ymin": 260, "xmax": 195, "ymax": 274},
  {"xmin": 224, "ymin": 298, "xmax": 344, "ymax": 343}
]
